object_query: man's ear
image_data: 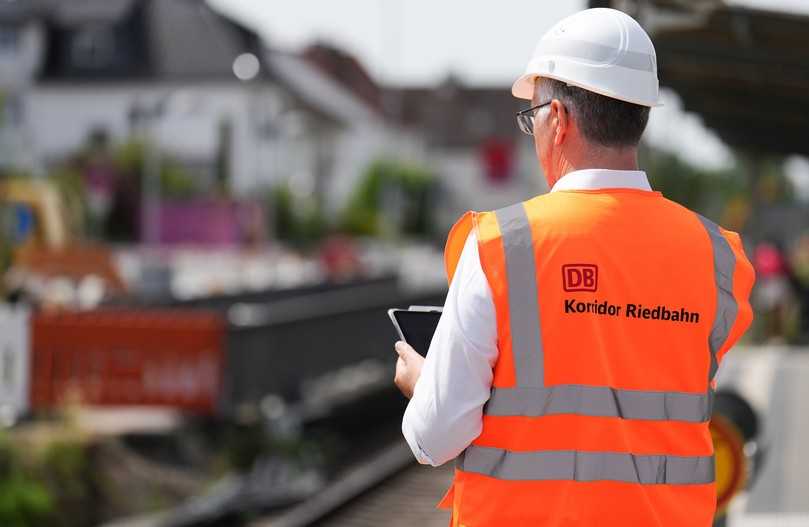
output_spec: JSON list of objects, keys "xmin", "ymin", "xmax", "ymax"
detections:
[{"xmin": 551, "ymin": 99, "xmax": 568, "ymax": 146}]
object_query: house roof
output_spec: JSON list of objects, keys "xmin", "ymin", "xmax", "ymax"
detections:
[
  {"xmin": 302, "ymin": 42, "xmax": 384, "ymax": 114},
  {"xmin": 386, "ymin": 78, "xmax": 523, "ymax": 148},
  {"xmin": 265, "ymin": 49, "xmax": 383, "ymax": 129},
  {"xmin": 147, "ymin": 0, "xmax": 263, "ymax": 79},
  {"xmin": 0, "ymin": 0, "xmax": 136, "ymax": 24},
  {"xmin": 0, "ymin": 2, "xmax": 37, "ymax": 23},
  {"xmin": 45, "ymin": 0, "xmax": 137, "ymax": 25},
  {"xmin": 14, "ymin": 0, "xmax": 268, "ymax": 82}
]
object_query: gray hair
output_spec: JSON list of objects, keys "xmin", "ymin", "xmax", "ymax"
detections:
[{"xmin": 536, "ymin": 78, "xmax": 650, "ymax": 148}]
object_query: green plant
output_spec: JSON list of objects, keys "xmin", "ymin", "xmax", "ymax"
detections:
[
  {"xmin": 339, "ymin": 159, "xmax": 437, "ymax": 239},
  {"xmin": 640, "ymin": 146, "xmax": 804, "ymax": 241},
  {"xmin": 0, "ymin": 435, "xmax": 54, "ymax": 527},
  {"xmin": 640, "ymin": 146, "xmax": 742, "ymax": 216},
  {"xmin": 42, "ymin": 440, "xmax": 89, "ymax": 505},
  {"xmin": 269, "ymin": 184, "xmax": 329, "ymax": 247},
  {"xmin": 114, "ymin": 140, "xmax": 198, "ymax": 199}
]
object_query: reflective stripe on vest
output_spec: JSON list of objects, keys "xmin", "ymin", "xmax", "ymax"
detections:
[
  {"xmin": 458, "ymin": 445, "xmax": 715, "ymax": 485},
  {"xmin": 696, "ymin": 215, "xmax": 738, "ymax": 383},
  {"xmin": 460, "ymin": 202, "xmax": 736, "ymax": 485},
  {"xmin": 485, "ymin": 384, "xmax": 712, "ymax": 422},
  {"xmin": 496, "ymin": 203, "xmax": 545, "ymax": 387}
]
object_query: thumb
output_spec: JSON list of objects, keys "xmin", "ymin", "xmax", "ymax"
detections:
[{"xmin": 395, "ymin": 340, "xmax": 415, "ymax": 361}]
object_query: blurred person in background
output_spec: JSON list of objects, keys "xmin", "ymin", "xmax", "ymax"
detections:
[
  {"xmin": 789, "ymin": 234, "xmax": 809, "ymax": 342},
  {"xmin": 393, "ymin": 7, "xmax": 754, "ymax": 527},
  {"xmin": 753, "ymin": 241, "xmax": 799, "ymax": 343}
]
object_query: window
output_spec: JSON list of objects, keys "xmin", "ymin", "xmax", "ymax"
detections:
[
  {"xmin": 71, "ymin": 26, "xmax": 116, "ymax": 69},
  {"xmin": 0, "ymin": 26, "xmax": 18, "ymax": 54}
]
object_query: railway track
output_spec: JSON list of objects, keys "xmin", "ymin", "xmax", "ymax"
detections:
[
  {"xmin": 316, "ymin": 459, "xmax": 452, "ymax": 527},
  {"xmin": 251, "ymin": 441, "xmax": 452, "ymax": 527}
]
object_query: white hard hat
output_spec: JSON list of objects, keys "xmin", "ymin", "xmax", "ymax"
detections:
[{"xmin": 512, "ymin": 8, "xmax": 662, "ymax": 107}]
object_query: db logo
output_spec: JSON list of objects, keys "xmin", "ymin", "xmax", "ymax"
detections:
[{"xmin": 562, "ymin": 264, "xmax": 598, "ymax": 292}]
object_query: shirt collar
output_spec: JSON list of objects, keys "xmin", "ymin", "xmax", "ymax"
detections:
[{"xmin": 550, "ymin": 169, "xmax": 652, "ymax": 193}]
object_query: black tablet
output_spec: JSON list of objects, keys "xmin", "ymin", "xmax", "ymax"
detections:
[{"xmin": 388, "ymin": 307, "xmax": 442, "ymax": 356}]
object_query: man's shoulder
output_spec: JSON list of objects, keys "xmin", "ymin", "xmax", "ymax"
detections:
[
  {"xmin": 480, "ymin": 194, "xmax": 556, "ymax": 218},
  {"xmin": 655, "ymin": 196, "xmax": 736, "ymax": 234}
]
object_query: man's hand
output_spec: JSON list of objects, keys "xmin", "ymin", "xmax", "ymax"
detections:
[{"xmin": 394, "ymin": 340, "xmax": 424, "ymax": 399}]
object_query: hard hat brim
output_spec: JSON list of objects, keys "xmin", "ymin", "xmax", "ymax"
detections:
[
  {"xmin": 511, "ymin": 72, "xmax": 663, "ymax": 108},
  {"xmin": 511, "ymin": 73, "xmax": 538, "ymax": 101}
]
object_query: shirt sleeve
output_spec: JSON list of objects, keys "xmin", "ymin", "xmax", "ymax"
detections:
[{"xmin": 401, "ymin": 230, "xmax": 498, "ymax": 466}]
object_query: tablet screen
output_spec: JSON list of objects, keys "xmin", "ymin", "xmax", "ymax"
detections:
[{"xmin": 391, "ymin": 310, "xmax": 442, "ymax": 356}]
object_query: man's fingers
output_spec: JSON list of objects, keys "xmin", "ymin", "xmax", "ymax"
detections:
[
  {"xmin": 394, "ymin": 356, "xmax": 405, "ymax": 375},
  {"xmin": 393, "ymin": 343, "xmax": 421, "ymax": 400},
  {"xmin": 394, "ymin": 357, "xmax": 406, "ymax": 384},
  {"xmin": 394, "ymin": 356, "xmax": 413, "ymax": 399},
  {"xmin": 395, "ymin": 340, "xmax": 413, "ymax": 361}
]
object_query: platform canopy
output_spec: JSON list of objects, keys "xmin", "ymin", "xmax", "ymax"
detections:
[{"xmin": 590, "ymin": 0, "xmax": 809, "ymax": 156}]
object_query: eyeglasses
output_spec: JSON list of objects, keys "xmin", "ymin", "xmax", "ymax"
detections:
[{"xmin": 515, "ymin": 101, "xmax": 551, "ymax": 136}]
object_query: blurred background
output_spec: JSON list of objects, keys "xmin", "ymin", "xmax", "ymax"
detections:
[{"xmin": 0, "ymin": 0, "xmax": 807, "ymax": 525}]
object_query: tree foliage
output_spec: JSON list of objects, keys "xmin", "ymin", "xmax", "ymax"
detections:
[{"xmin": 340, "ymin": 159, "xmax": 437, "ymax": 239}]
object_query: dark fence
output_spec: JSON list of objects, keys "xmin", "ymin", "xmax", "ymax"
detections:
[
  {"xmin": 28, "ymin": 277, "xmax": 446, "ymax": 418},
  {"xmin": 221, "ymin": 278, "xmax": 446, "ymax": 414}
]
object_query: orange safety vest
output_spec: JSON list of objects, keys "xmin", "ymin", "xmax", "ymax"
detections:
[{"xmin": 439, "ymin": 188, "xmax": 754, "ymax": 527}]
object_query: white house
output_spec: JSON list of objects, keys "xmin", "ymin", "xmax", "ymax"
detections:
[{"xmin": 0, "ymin": 0, "xmax": 397, "ymax": 210}]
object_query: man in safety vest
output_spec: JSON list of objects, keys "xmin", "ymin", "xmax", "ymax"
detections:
[{"xmin": 393, "ymin": 7, "xmax": 755, "ymax": 527}]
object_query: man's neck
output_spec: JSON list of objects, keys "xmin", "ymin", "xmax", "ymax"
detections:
[
  {"xmin": 567, "ymin": 147, "xmax": 639, "ymax": 172},
  {"xmin": 552, "ymin": 147, "xmax": 640, "ymax": 185}
]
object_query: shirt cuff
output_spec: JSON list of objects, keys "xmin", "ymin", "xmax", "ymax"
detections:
[{"xmin": 402, "ymin": 400, "xmax": 437, "ymax": 466}]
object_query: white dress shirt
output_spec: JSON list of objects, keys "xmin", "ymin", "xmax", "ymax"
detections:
[{"xmin": 401, "ymin": 169, "xmax": 653, "ymax": 466}]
